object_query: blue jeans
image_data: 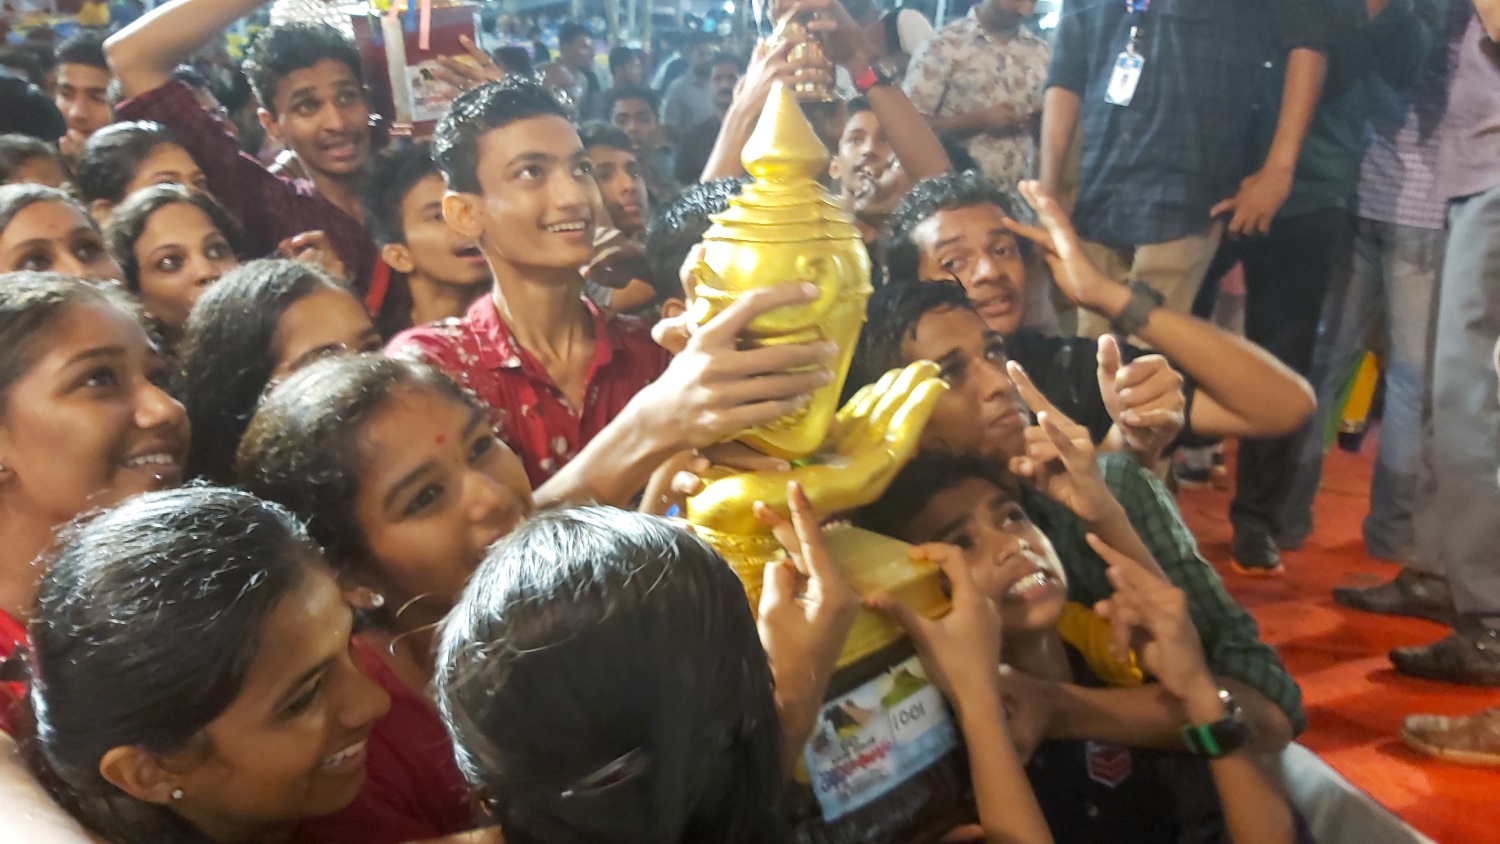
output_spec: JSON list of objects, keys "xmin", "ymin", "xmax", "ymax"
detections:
[
  {"xmin": 1279, "ymin": 217, "xmax": 1444, "ymax": 559},
  {"xmin": 1420, "ymin": 185, "xmax": 1500, "ymax": 615}
]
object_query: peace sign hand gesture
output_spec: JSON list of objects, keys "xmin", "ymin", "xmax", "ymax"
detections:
[{"xmin": 1006, "ymin": 361, "xmax": 1116, "ymax": 524}]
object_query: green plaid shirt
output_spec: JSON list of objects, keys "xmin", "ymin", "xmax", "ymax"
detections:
[{"xmin": 1024, "ymin": 453, "xmax": 1307, "ymax": 735}]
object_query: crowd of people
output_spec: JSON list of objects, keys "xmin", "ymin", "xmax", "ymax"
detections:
[{"xmin": 0, "ymin": 0, "xmax": 1495, "ymax": 841}]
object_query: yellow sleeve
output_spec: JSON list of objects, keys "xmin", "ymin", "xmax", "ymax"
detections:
[{"xmin": 1055, "ymin": 602, "xmax": 1144, "ymax": 688}]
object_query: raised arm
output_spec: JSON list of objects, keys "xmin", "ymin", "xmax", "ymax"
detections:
[
  {"xmin": 105, "ymin": 0, "xmax": 265, "ymax": 98},
  {"xmin": 1008, "ymin": 181, "xmax": 1314, "ymax": 439},
  {"xmin": 1090, "ymin": 537, "xmax": 1297, "ymax": 844},
  {"xmin": 822, "ymin": 0, "xmax": 950, "ymax": 180},
  {"xmin": 699, "ymin": 36, "xmax": 805, "ymax": 181}
]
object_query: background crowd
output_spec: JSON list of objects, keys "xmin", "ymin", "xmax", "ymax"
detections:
[{"xmin": 0, "ymin": 0, "xmax": 1496, "ymax": 841}]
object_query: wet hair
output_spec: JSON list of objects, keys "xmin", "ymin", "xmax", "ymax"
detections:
[
  {"xmin": 55, "ymin": 30, "xmax": 108, "ymax": 71},
  {"xmin": 578, "ymin": 120, "xmax": 634, "ymax": 156},
  {"xmin": 242, "ymin": 22, "xmax": 364, "ymax": 114},
  {"xmin": 854, "ymin": 452, "xmax": 1012, "ymax": 541},
  {"xmin": 236, "ymin": 354, "xmax": 482, "ymax": 588},
  {"xmin": 0, "ymin": 183, "xmax": 94, "ymax": 241},
  {"xmin": 845, "ymin": 279, "xmax": 975, "ymax": 402},
  {"xmin": 0, "ymin": 271, "xmax": 144, "ymax": 415},
  {"xmin": 433, "ymin": 77, "xmax": 571, "ymax": 195},
  {"xmin": 608, "ymin": 45, "xmax": 639, "ymax": 75},
  {"xmin": 364, "ymin": 141, "xmax": 440, "ymax": 247},
  {"xmin": 436, "ymin": 506, "xmax": 782, "ymax": 844},
  {"xmin": 492, "ymin": 46, "xmax": 534, "ymax": 78},
  {"xmin": 643, "ymin": 177, "xmax": 747, "ymax": 302},
  {"xmin": 104, "ymin": 184, "xmax": 247, "ymax": 292},
  {"xmin": 603, "ymin": 84, "xmax": 659, "ymax": 121},
  {"xmin": 174, "ymin": 258, "xmax": 346, "ymax": 484},
  {"xmin": 885, "ymin": 170, "xmax": 1024, "ymax": 283},
  {"xmin": 559, "ymin": 22, "xmax": 590, "ymax": 48},
  {"xmin": 0, "ymin": 133, "xmax": 61, "ymax": 184},
  {"xmin": 72, "ymin": 120, "xmax": 179, "ymax": 206},
  {"xmin": 21, "ymin": 487, "xmax": 318, "ymax": 844}
]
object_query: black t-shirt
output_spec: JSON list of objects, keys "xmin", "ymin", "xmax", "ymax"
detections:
[
  {"xmin": 1005, "ymin": 328, "xmax": 1200, "ymax": 446},
  {"xmin": 1028, "ymin": 646, "xmax": 1228, "ymax": 844},
  {"xmin": 674, "ymin": 116, "xmax": 721, "ymax": 185}
]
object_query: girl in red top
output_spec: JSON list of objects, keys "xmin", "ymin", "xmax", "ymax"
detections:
[
  {"xmin": 237, "ymin": 354, "xmax": 535, "ymax": 844},
  {"xmin": 21, "ymin": 487, "xmax": 391, "ymax": 844},
  {"xmin": 0, "ymin": 270, "xmax": 189, "ymax": 736}
]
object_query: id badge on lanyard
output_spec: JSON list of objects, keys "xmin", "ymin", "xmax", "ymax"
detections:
[{"xmin": 1105, "ymin": 0, "xmax": 1148, "ymax": 107}]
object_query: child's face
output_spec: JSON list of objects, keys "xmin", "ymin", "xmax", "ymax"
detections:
[
  {"xmin": 902, "ymin": 306, "xmax": 1029, "ymax": 462},
  {"xmin": 449, "ymin": 116, "xmax": 597, "ymax": 274},
  {"xmin": 905, "ymin": 476, "xmax": 1068, "ymax": 635},
  {"xmin": 390, "ymin": 172, "xmax": 489, "ymax": 288}
]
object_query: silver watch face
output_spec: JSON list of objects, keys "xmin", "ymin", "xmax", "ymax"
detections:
[{"xmin": 874, "ymin": 58, "xmax": 900, "ymax": 83}]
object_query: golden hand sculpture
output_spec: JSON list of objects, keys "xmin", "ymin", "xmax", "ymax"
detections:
[{"xmin": 687, "ymin": 362, "xmax": 948, "ymax": 537}]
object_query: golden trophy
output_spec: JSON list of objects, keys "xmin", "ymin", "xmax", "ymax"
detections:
[{"xmin": 685, "ymin": 83, "xmax": 974, "ymax": 841}]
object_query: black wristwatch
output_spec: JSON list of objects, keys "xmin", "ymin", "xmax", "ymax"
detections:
[
  {"xmin": 1110, "ymin": 279, "xmax": 1164, "ymax": 337},
  {"xmin": 1180, "ymin": 687, "xmax": 1252, "ymax": 758}
]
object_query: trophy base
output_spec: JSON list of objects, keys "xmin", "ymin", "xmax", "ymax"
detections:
[
  {"xmin": 698, "ymin": 523, "xmax": 951, "ymax": 671},
  {"xmin": 821, "ymin": 524, "xmax": 950, "ymax": 669}
]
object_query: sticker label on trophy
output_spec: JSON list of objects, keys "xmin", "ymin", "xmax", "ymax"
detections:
[{"xmin": 803, "ymin": 655, "xmax": 959, "ymax": 821}]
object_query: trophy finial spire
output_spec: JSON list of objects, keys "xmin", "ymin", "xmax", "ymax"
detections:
[{"xmin": 741, "ymin": 82, "xmax": 829, "ymax": 181}]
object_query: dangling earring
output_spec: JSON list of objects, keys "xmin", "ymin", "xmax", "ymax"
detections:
[{"xmin": 170, "ymin": 788, "xmax": 184, "ymax": 801}]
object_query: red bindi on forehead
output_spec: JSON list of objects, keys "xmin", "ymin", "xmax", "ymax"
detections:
[{"xmin": 435, "ymin": 434, "xmax": 446, "ymax": 445}]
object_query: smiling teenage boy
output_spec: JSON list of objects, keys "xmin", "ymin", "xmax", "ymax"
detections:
[
  {"xmin": 106, "ymin": 0, "xmax": 379, "ymax": 298},
  {"xmin": 388, "ymin": 79, "xmax": 836, "ymax": 508}
]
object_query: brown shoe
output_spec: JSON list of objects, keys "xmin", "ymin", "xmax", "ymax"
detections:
[
  {"xmin": 1333, "ymin": 570, "xmax": 1454, "ymax": 625},
  {"xmin": 1390, "ymin": 623, "xmax": 1500, "ymax": 686},
  {"xmin": 1402, "ymin": 707, "xmax": 1500, "ymax": 766}
]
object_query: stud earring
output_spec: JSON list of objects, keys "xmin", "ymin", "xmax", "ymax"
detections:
[
  {"xmin": 170, "ymin": 788, "xmax": 184, "ymax": 801},
  {"xmin": 367, "ymin": 591, "xmax": 386, "ymax": 609}
]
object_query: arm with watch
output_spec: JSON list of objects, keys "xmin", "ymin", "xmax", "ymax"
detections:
[
  {"xmin": 1085, "ymin": 535, "xmax": 1298, "ymax": 844},
  {"xmin": 1009, "ymin": 180, "xmax": 1316, "ymax": 442},
  {"xmin": 817, "ymin": 0, "xmax": 953, "ymax": 182}
]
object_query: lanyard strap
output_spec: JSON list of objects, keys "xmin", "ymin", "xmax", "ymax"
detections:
[{"xmin": 1124, "ymin": 0, "xmax": 1150, "ymax": 52}]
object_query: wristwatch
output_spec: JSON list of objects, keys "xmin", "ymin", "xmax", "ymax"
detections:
[
  {"xmin": 853, "ymin": 57, "xmax": 900, "ymax": 94},
  {"xmin": 1180, "ymin": 687, "xmax": 1252, "ymax": 758},
  {"xmin": 1109, "ymin": 279, "xmax": 1164, "ymax": 337}
]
